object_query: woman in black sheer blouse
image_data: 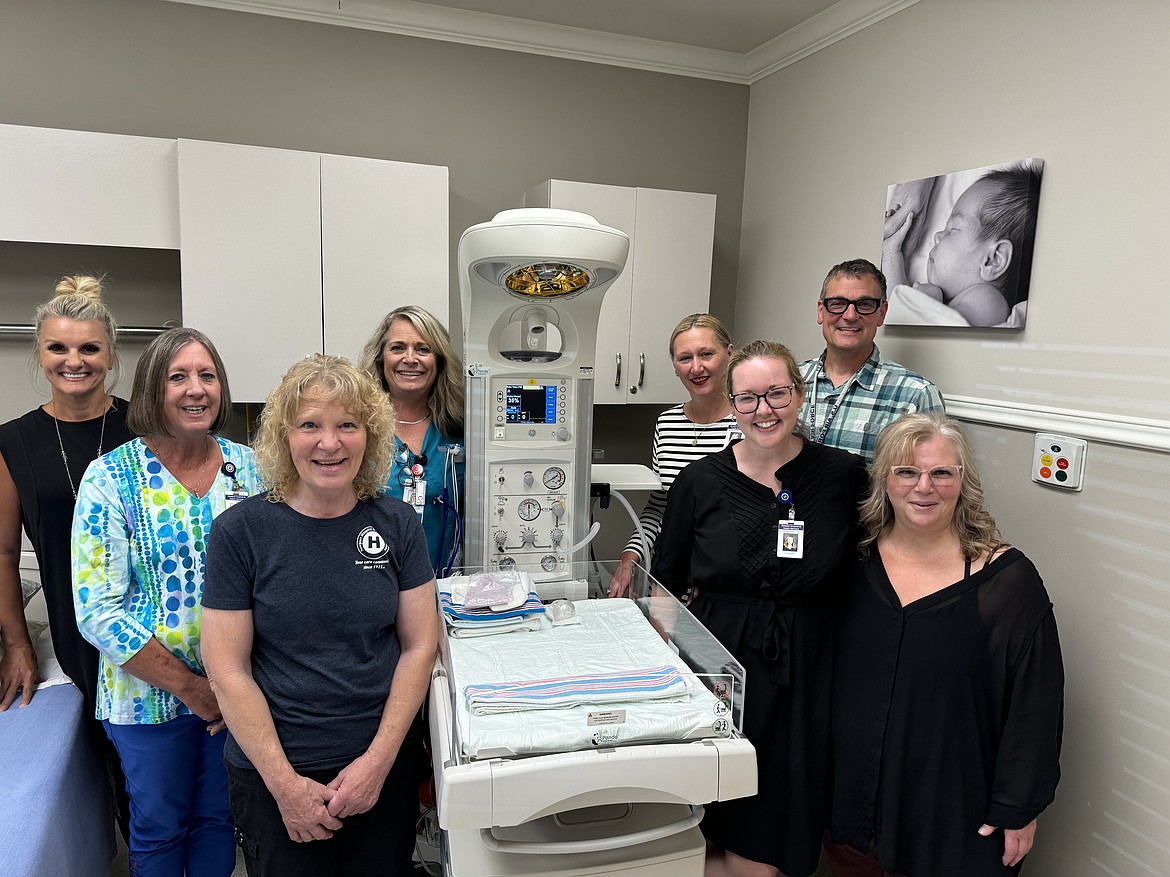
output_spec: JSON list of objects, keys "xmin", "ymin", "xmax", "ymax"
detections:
[{"xmin": 827, "ymin": 414, "xmax": 1064, "ymax": 877}]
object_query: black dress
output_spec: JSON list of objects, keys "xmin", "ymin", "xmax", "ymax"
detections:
[
  {"xmin": 651, "ymin": 439, "xmax": 867, "ymax": 877},
  {"xmin": 831, "ymin": 547, "xmax": 1064, "ymax": 876},
  {"xmin": 0, "ymin": 399, "xmax": 135, "ymax": 707}
]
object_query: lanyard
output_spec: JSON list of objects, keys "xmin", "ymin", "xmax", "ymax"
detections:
[{"xmin": 807, "ymin": 354, "xmax": 852, "ymax": 445}]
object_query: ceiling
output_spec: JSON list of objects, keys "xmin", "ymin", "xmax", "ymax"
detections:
[{"xmin": 162, "ymin": 0, "xmax": 923, "ymax": 83}]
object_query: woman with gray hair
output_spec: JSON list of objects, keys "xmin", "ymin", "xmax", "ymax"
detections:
[
  {"xmin": 828, "ymin": 414, "xmax": 1063, "ymax": 876},
  {"xmin": 360, "ymin": 305, "xmax": 464, "ymax": 575},
  {"xmin": 72, "ymin": 326, "xmax": 261, "ymax": 877},
  {"xmin": 202, "ymin": 354, "xmax": 437, "ymax": 877}
]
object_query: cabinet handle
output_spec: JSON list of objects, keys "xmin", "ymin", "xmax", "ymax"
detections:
[
  {"xmin": 614, "ymin": 353, "xmax": 622, "ymax": 388},
  {"xmin": 638, "ymin": 353, "xmax": 646, "ymax": 387}
]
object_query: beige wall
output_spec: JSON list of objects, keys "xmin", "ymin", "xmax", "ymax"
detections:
[{"xmin": 739, "ymin": 1, "xmax": 1170, "ymax": 874}]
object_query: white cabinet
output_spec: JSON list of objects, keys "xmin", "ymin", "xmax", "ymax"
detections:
[
  {"xmin": 179, "ymin": 140, "xmax": 448, "ymax": 401},
  {"xmin": 525, "ymin": 180, "xmax": 715, "ymax": 405},
  {"xmin": 0, "ymin": 123, "xmax": 179, "ymax": 249}
]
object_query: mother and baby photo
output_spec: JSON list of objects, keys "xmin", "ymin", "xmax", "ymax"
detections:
[{"xmin": 882, "ymin": 157, "xmax": 1043, "ymax": 329}]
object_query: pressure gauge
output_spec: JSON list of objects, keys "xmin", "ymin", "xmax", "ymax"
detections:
[
  {"xmin": 541, "ymin": 554, "xmax": 559, "ymax": 572},
  {"xmin": 499, "ymin": 556, "xmax": 516, "ymax": 571},
  {"xmin": 542, "ymin": 466, "xmax": 567, "ymax": 490},
  {"xmin": 517, "ymin": 498, "xmax": 541, "ymax": 521}
]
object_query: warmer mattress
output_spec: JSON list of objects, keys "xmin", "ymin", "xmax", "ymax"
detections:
[{"xmin": 445, "ymin": 598, "xmax": 731, "ymax": 759}]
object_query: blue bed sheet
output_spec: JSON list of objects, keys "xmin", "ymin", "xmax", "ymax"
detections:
[{"xmin": 0, "ymin": 684, "xmax": 115, "ymax": 877}]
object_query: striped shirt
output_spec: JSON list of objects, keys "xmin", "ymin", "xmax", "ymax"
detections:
[
  {"xmin": 623, "ymin": 404, "xmax": 740, "ymax": 563},
  {"xmin": 799, "ymin": 345, "xmax": 945, "ymax": 465}
]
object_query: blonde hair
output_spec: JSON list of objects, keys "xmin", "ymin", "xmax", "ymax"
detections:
[
  {"xmin": 668, "ymin": 313, "xmax": 732, "ymax": 358},
  {"xmin": 31, "ymin": 275, "xmax": 121, "ymax": 388},
  {"xmin": 254, "ymin": 354, "xmax": 396, "ymax": 504},
  {"xmin": 859, "ymin": 413, "xmax": 1001, "ymax": 559},
  {"xmin": 358, "ymin": 305, "xmax": 464, "ymax": 438}
]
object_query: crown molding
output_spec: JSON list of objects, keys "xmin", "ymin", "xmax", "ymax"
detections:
[{"xmin": 160, "ymin": 0, "xmax": 924, "ymax": 85}]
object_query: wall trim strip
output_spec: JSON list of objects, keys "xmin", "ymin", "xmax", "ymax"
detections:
[{"xmin": 947, "ymin": 395, "xmax": 1170, "ymax": 453}]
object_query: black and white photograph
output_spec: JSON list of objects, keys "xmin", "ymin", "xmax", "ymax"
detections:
[{"xmin": 881, "ymin": 157, "xmax": 1044, "ymax": 328}]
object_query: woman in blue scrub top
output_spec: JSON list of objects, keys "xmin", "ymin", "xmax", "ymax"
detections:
[{"xmin": 360, "ymin": 306, "xmax": 464, "ymax": 574}]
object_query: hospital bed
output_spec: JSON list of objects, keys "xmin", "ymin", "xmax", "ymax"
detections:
[
  {"xmin": 428, "ymin": 562, "xmax": 756, "ymax": 877},
  {"xmin": 0, "ymin": 584, "xmax": 116, "ymax": 877}
]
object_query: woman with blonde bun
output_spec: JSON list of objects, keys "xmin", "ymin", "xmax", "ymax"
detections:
[{"xmin": 0, "ymin": 275, "xmax": 136, "ymax": 837}]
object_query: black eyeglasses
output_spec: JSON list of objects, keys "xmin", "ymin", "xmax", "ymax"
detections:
[
  {"xmin": 729, "ymin": 385, "xmax": 796, "ymax": 414},
  {"xmin": 821, "ymin": 297, "xmax": 884, "ymax": 315}
]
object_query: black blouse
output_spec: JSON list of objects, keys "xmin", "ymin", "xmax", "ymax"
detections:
[{"xmin": 831, "ymin": 546, "xmax": 1064, "ymax": 876}]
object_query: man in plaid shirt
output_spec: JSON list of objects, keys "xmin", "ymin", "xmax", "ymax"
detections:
[{"xmin": 799, "ymin": 259, "xmax": 945, "ymax": 465}]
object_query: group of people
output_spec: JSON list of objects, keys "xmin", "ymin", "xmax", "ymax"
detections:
[
  {"xmin": 0, "ymin": 280, "xmax": 464, "ymax": 876},
  {"xmin": 616, "ymin": 258, "xmax": 1064, "ymax": 877},
  {"xmin": 0, "ymin": 256, "xmax": 1063, "ymax": 877}
]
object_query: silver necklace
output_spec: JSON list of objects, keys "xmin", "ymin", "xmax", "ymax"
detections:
[
  {"xmin": 53, "ymin": 401, "xmax": 110, "ymax": 501},
  {"xmin": 154, "ymin": 436, "xmax": 216, "ymax": 498},
  {"xmin": 686, "ymin": 403, "xmax": 730, "ymax": 446},
  {"xmin": 398, "ymin": 414, "xmax": 431, "ymax": 426}
]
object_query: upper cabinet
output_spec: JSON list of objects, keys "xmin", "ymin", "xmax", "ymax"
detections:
[
  {"xmin": 526, "ymin": 180, "xmax": 715, "ymax": 405},
  {"xmin": 0, "ymin": 123, "xmax": 179, "ymax": 249},
  {"xmin": 177, "ymin": 140, "xmax": 448, "ymax": 401}
]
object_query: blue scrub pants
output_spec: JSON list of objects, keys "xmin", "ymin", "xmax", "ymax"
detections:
[{"xmin": 105, "ymin": 714, "xmax": 235, "ymax": 877}]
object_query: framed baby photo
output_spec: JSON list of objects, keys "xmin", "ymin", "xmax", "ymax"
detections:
[{"xmin": 880, "ymin": 157, "xmax": 1043, "ymax": 329}]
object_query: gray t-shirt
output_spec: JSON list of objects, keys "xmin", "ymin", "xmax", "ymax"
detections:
[{"xmin": 204, "ymin": 494, "xmax": 434, "ymax": 772}]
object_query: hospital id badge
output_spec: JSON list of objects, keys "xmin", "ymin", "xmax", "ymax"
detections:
[
  {"xmin": 777, "ymin": 520, "xmax": 805, "ymax": 559},
  {"xmin": 403, "ymin": 479, "xmax": 426, "ymax": 523},
  {"xmin": 224, "ymin": 488, "xmax": 249, "ymax": 508}
]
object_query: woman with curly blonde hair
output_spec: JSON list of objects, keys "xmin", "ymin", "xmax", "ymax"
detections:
[
  {"xmin": 202, "ymin": 354, "xmax": 438, "ymax": 877},
  {"xmin": 828, "ymin": 414, "xmax": 1064, "ymax": 877}
]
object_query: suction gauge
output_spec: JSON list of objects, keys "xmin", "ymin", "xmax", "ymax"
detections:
[
  {"xmin": 543, "ymin": 466, "xmax": 566, "ymax": 490},
  {"xmin": 541, "ymin": 555, "xmax": 559, "ymax": 572}
]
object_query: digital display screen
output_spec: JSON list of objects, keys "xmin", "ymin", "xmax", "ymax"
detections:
[{"xmin": 506, "ymin": 384, "xmax": 558, "ymax": 424}]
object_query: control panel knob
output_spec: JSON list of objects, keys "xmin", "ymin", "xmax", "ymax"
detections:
[
  {"xmin": 520, "ymin": 527, "xmax": 537, "ymax": 547},
  {"xmin": 523, "ymin": 470, "xmax": 534, "ymax": 487},
  {"xmin": 550, "ymin": 527, "xmax": 564, "ymax": 546},
  {"xmin": 551, "ymin": 501, "xmax": 565, "ymax": 520},
  {"xmin": 493, "ymin": 530, "xmax": 508, "ymax": 550},
  {"xmin": 556, "ymin": 427, "xmax": 570, "ymax": 441}
]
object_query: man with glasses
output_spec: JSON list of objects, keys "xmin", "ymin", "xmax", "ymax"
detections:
[{"xmin": 799, "ymin": 258, "xmax": 944, "ymax": 464}]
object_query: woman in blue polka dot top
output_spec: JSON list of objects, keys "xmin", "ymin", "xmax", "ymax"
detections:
[{"xmin": 72, "ymin": 327, "xmax": 261, "ymax": 877}]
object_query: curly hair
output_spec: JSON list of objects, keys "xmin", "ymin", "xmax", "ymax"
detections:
[
  {"xmin": 31, "ymin": 274, "xmax": 121, "ymax": 389},
  {"xmin": 859, "ymin": 413, "xmax": 1001, "ymax": 559},
  {"xmin": 254, "ymin": 354, "xmax": 396, "ymax": 504},
  {"xmin": 358, "ymin": 306, "xmax": 464, "ymax": 439}
]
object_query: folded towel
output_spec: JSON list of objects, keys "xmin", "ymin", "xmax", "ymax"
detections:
[
  {"xmin": 440, "ymin": 591, "xmax": 545, "ymax": 623},
  {"xmin": 464, "ymin": 665, "xmax": 691, "ymax": 715},
  {"xmin": 448, "ymin": 617, "xmax": 543, "ymax": 639}
]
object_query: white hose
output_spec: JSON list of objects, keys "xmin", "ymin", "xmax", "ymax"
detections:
[
  {"xmin": 610, "ymin": 488, "xmax": 650, "ymax": 562},
  {"xmin": 565, "ymin": 520, "xmax": 602, "ymax": 554}
]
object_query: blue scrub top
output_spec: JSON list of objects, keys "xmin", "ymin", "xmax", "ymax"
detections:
[{"xmin": 387, "ymin": 421, "xmax": 464, "ymax": 574}]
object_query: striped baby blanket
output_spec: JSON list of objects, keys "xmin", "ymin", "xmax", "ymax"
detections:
[{"xmin": 464, "ymin": 664, "xmax": 691, "ymax": 715}]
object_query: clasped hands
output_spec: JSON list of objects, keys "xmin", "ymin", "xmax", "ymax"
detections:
[{"xmin": 276, "ymin": 753, "xmax": 390, "ymax": 843}]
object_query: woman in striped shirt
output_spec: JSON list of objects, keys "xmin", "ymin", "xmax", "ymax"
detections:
[{"xmin": 608, "ymin": 314, "xmax": 737, "ymax": 597}]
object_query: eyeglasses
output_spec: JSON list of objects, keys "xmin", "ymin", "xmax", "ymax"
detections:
[
  {"xmin": 729, "ymin": 385, "xmax": 796, "ymax": 414},
  {"xmin": 889, "ymin": 465, "xmax": 963, "ymax": 485},
  {"xmin": 821, "ymin": 297, "xmax": 884, "ymax": 315}
]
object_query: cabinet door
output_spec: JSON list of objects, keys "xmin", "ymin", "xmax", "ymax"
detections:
[
  {"xmin": 529, "ymin": 180, "xmax": 638, "ymax": 405},
  {"xmin": 321, "ymin": 155, "xmax": 449, "ymax": 363},
  {"xmin": 178, "ymin": 139, "xmax": 322, "ymax": 402},
  {"xmin": 626, "ymin": 188, "xmax": 716, "ymax": 405},
  {"xmin": 0, "ymin": 124, "xmax": 178, "ymax": 248}
]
